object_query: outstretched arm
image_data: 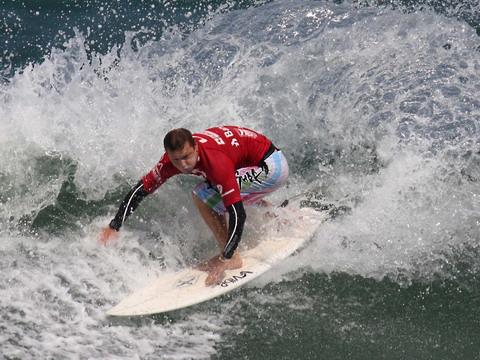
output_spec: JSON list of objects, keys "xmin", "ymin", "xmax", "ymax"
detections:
[
  {"xmin": 108, "ymin": 180, "xmax": 149, "ymax": 231},
  {"xmin": 99, "ymin": 180, "xmax": 149, "ymax": 245},
  {"xmin": 98, "ymin": 152, "xmax": 180, "ymax": 245}
]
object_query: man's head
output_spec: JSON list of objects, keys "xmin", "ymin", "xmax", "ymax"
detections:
[{"xmin": 164, "ymin": 128, "xmax": 198, "ymax": 174}]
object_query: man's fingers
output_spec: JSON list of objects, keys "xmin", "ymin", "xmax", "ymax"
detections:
[{"xmin": 98, "ymin": 227, "xmax": 117, "ymax": 246}]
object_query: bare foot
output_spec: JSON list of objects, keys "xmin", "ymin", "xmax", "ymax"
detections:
[
  {"xmin": 205, "ymin": 267, "xmax": 225, "ymax": 286},
  {"xmin": 194, "ymin": 254, "xmax": 220, "ymax": 272},
  {"xmin": 222, "ymin": 253, "xmax": 243, "ymax": 270},
  {"xmin": 202, "ymin": 253, "xmax": 243, "ymax": 286}
]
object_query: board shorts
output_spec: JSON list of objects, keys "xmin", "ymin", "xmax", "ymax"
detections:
[{"xmin": 192, "ymin": 150, "xmax": 289, "ymax": 214}]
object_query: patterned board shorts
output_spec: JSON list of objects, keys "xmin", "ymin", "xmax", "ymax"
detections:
[{"xmin": 192, "ymin": 150, "xmax": 289, "ymax": 214}]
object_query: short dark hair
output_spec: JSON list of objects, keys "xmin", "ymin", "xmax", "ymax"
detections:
[{"xmin": 164, "ymin": 128, "xmax": 195, "ymax": 152}]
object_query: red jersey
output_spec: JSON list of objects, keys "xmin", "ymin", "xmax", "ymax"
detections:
[{"xmin": 142, "ymin": 126, "xmax": 272, "ymax": 207}]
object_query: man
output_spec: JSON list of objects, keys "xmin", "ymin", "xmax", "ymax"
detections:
[{"xmin": 99, "ymin": 125, "xmax": 289, "ymax": 286}]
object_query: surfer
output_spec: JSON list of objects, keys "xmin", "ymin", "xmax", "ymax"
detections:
[{"xmin": 99, "ymin": 126, "xmax": 289, "ymax": 286}]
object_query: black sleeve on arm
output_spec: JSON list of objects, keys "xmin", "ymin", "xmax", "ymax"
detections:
[
  {"xmin": 222, "ymin": 201, "xmax": 247, "ymax": 259},
  {"xmin": 109, "ymin": 180, "xmax": 149, "ymax": 231}
]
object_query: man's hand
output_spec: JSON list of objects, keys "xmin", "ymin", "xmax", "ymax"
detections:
[{"xmin": 98, "ymin": 226, "xmax": 118, "ymax": 246}]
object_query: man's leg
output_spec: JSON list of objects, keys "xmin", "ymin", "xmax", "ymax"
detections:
[
  {"xmin": 192, "ymin": 192, "xmax": 228, "ymax": 247},
  {"xmin": 192, "ymin": 193, "xmax": 242, "ymax": 270}
]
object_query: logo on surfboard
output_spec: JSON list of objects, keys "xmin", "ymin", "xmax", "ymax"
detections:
[
  {"xmin": 219, "ymin": 271, "xmax": 253, "ymax": 287},
  {"xmin": 174, "ymin": 274, "xmax": 199, "ymax": 288}
]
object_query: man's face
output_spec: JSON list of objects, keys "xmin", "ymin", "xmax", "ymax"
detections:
[{"xmin": 167, "ymin": 142, "xmax": 199, "ymax": 174}]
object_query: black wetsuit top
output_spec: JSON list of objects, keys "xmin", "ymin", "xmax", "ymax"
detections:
[{"xmin": 109, "ymin": 181, "xmax": 246, "ymax": 259}]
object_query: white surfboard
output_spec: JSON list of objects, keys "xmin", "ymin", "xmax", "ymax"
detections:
[{"xmin": 107, "ymin": 206, "xmax": 327, "ymax": 316}]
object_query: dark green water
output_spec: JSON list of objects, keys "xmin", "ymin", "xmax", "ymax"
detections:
[{"xmin": 216, "ymin": 273, "xmax": 480, "ymax": 359}]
